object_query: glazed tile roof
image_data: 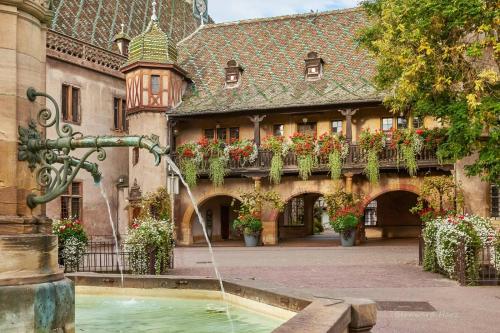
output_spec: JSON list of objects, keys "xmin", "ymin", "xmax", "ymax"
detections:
[
  {"xmin": 176, "ymin": 8, "xmax": 382, "ymax": 115},
  {"xmin": 50, "ymin": 0, "xmax": 200, "ymax": 52},
  {"xmin": 127, "ymin": 19, "xmax": 178, "ymax": 64}
]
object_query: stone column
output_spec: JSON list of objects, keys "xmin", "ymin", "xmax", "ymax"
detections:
[
  {"xmin": 345, "ymin": 173, "xmax": 354, "ymax": 193},
  {"xmin": 0, "ymin": 2, "xmax": 74, "ymax": 331},
  {"xmin": 248, "ymin": 115, "xmax": 266, "ymax": 146},
  {"xmin": 339, "ymin": 109, "xmax": 358, "ymax": 143}
]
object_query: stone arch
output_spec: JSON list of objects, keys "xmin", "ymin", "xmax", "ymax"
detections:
[
  {"xmin": 180, "ymin": 191, "xmax": 242, "ymax": 245},
  {"xmin": 361, "ymin": 183, "xmax": 421, "ymax": 210},
  {"xmin": 269, "ymin": 190, "xmax": 326, "ymax": 223}
]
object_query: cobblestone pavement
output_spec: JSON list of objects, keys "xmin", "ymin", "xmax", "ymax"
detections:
[{"xmin": 172, "ymin": 239, "xmax": 500, "ymax": 333}]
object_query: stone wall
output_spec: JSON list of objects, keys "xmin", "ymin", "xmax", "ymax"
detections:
[{"xmin": 45, "ymin": 58, "xmax": 129, "ymax": 237}]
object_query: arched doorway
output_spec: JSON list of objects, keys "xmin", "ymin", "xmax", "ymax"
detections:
[
  {"xmin": 277, "ymin": 193, "xmax": 331, "ymax": 241},
  {"xmin": 363, "ymin": 190, "xmax": 420, "ymax": 239},
  {"xmin": 190, "ymin": 195, "xmax": 242, "ymax": 244}
]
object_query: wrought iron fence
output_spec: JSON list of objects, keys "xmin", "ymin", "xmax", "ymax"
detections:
[
  {"xmin": 418, "ymin": 236, "xmax": 499, "ymax": 286},
  {"xmin": 61, "ymin": 240, "xmax": 174, "ymax": 274}
]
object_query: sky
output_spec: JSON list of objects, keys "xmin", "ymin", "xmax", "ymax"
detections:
[{"xmin": 208, "ymin": 0, "xmax": 361, "ymax": 23}]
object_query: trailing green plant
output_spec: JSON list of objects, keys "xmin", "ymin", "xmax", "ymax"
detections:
[
  {"xmin": 359, "ymin": 129, "xmax": 386, "ymax": 183},
  {"xmin": 232, "ymin": 190, "xmax": 284, "ymax": 236},
  {"xmin": 390, "ymin": 128, "xmax": 423, "ymax": 176},
  {"xmin": 177, "ymin": 142, "xmax": 201, "ymax": 187},
  {"xmin": 52, "ymin": 218, "xmax": 88, "ymax": 272},
  {"xmin": 317, "ymin": 132, "xmax": 349, "ymax": 179},
  {"xmin": 198, "ymin": 137, "xmax": 228, "ymax": 186},
  {"xmin": 422, "ymin": 215, "xmax": 499, "ymax": 284},
  {"xmin": 290, "ymin": 132, "xmax": 316, "ymax": 180},
  {"xmin": 126, "ymin": 216, "xmax": 174, "ymax": 275},
  {"xmin": 262, "ymin": 135, "xmax": 289, "ymax": 184}
]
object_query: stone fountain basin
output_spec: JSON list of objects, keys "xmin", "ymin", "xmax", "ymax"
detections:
[{"xmin": 68, "ymin": 273, "xmax": 377, "ymax": 333}]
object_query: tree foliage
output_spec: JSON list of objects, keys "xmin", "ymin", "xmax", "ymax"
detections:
[{"xmin": 358, "ymin": 0, "xmax": 499, "ymax": 182}]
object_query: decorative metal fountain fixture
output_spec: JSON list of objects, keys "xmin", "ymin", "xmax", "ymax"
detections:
[{"xmin": 18, "ymin": 88, "xmax": 169, "ymax": 208}]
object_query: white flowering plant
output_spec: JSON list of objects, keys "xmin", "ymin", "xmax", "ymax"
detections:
[
  {"xmin": 125, "ymin": 216, "xmax": 174, "ymax": 275},
  {"xmin": 422, "ymin": 214, "xmax": 499, "ymax": 284},
  {"xmin": 52, "ymin": 218, "xmax": 88, "ymax": 272}
]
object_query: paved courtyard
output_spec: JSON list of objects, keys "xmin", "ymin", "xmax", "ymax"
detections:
[{"xmin": 172, "ymin": 239, "xmax": 500, "ymax": 333}]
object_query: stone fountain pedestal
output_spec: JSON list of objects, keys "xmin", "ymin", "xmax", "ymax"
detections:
[{"xmin": 0, "ymin": 218, "xmax": 75, "ymax": 332}]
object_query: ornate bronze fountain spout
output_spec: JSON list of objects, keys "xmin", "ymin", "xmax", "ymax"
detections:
[{"xmin": 18, "ymin": 87, "xmax": 169, "ymax": 208}]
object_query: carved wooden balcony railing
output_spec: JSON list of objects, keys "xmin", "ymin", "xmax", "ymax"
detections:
[{"xmin": 172, "ymin": 144, "xmax": 448, "ymax": 177}]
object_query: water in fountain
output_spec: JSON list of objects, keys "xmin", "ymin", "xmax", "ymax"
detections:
[
  {"xmin": 97, "ymin": 181, "xmax": 124, "ymax": 287},
  {"xmin": 164, "ymin": 156, "xmax": 234, "ymax": 332}
]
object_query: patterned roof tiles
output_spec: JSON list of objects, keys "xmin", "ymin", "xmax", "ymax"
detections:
[
  {"xmin": 50, "ymin": 0, "xmax": 200, "ymax": 52},
  {"xmin": 175, "ymin": 8, "xmax": 382, "ymax": 114}
]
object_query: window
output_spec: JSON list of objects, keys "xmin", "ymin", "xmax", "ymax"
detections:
[
  {"xmin": 297, "ymin": 122, "xmax": 317, "ymax": 137},
  {"xmin": 204, "ymin": 129, "xmax": 215, "ymax": 139},
  {"xmin": 397, "ymin": 117, "xmax": 408, "ymax": 129},
  {"xmin": 413, "ymin": 116, "xmax": 423, "ymax": 129},
  {"xmin": 381, "ymin": 117, "xmax": 393, "ymax": 132},
  {"xmin": 304, "ymin": 51, "xmax": 324, "ymax": 81},
  {"xmin": 151, "ymin": 75, "xmax": 161, "ymax": 95},
  {"xmin": 492, "ymin": 185, "xmax": 500, "ymax": 218},
  {"xmin": 113, "ymin": 97, "xmax": 128, "ymax": 131},
  {"xmin": 132, "ymin": 147, "xmax": 139, "ymax": 166},
  {"xmin": 331, "ymin": 120, "xmax": 343, "ymax": 134},
  {"xmin": 273, "ymin": 124, "xmax": 284, "ymax": 137},
  {"xmin": 225, "ymin": 60, "xmax": 243, "ymax": 88},
  {"xmin": 229, "ymin": 127, "xmax": 240, "ymax": 141},
  {"xmin": 284, "ymin": 197, "xmax": 305, "ymax": 226},
  {"xmin": 364, "ymin": 200, "xmax": 377, "ymax": 226},
  {"xmin": 61, "ymin": 182, "xmax": 82, "ymax": 219},
  {"xmin": 61, "ymin": 84, "xmax": 80, "ymax": 123},
  {"xmin": 216, "ymin": 128, "xmax": 227, "ymax": 141}
]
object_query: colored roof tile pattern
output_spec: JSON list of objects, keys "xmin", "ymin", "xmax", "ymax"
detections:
[
  {"xmin": 128, "ymin": 19, "xmax": 178, "ymax": 64},
  {"xmin": 176, "ymin": 8, "xmax": 382, "ymax": 114},
  {"xmin": 50, "ymin": 0, "xmax": 200, "ymax": 52}
]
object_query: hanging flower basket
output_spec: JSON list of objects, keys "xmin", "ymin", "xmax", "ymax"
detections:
[
  {"xmin": 290, "ymin": 132, "xmax": 317, "ymax": 180},
  {"xmin": 262, "ymin": 135, "xmax": 289, "ymax": 184},
  {"xmin": 198, "ymin": 137, "xmax": 228, "ymax": 187},
  {"xmin": 177, "ymin": 142, "xmax": 202, "ymax": 187},
  {"xmin": 390, "ymin": 129, "xmax": 423, "ymax": 177},
  {"xmin": 359, "ymin": 129, "xmax": 386, "ymax": 183},
  {"xmin": 317, "ymin": 132, "xmax": 349, "ymax": 180},
  {"xmin": 226, "ymin": 139, "xmax": 258, "ymax": 166}
]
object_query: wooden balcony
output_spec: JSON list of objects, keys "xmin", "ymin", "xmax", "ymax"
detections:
[{"xmin": 173, "ymin": 145, "xmax": 450, "ymax": 178}]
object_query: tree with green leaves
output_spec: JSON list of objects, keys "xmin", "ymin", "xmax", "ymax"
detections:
[{"xmin": 358, "ymin": 0, "xmax": 499, "ymax": 182}]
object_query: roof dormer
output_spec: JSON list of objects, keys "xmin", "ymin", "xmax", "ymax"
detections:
[
  {"xmin": 304, "ymin": 51, "xmax": 324, "ymax": 81},
  {"xmin": 225, "ymin": 60, "xmax": 243, "ymax": 88}
]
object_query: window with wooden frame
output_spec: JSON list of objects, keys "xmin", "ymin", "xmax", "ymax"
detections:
[
  {"xmin": 132, "ymin": 147, "xmax": 140, "ymax": 166},
  {"xmin": 61, "ymin": 84, "xmax": 80, "ymax": 124},
  {"xmin": 364, "ymin": 200, "xmax": 378, "ymax": 226},
  {"xmin": 331, "ymin": 120, "xmax": 343, "ymax": 134},
  {"xmin": 204, "ymin": 128, "xmax": 215, "ymax": 139},
  {"xmin": 151, "ymin": 75, "xmax": 161, "ymax": 95},
  {"xmin": 412, "ymin": 116, "xmax": 423, "ymax": 129},
  {"xmin": 284, "ymin": 197, "xmax": 305, "ymax": 226},
  {"xmin": 491, "ymin": 185, "xmax": 499, "ymax": 218},
  {"xmin": 273, "ymin": 124, "xmax": 284, "ymax": 137},
  {"xmin": 381, "ymin": 117, "xmax": 394, "ymax": 132},
  {"xmin": 61, "ymin": 182, "xmax": 82, "ymax": 220},
  {"xmin": 203, "ymin": 127, "xmax": 240, "ymax": 143},
  {"xmin": 397, "ymin": 117, "xmax": 408, "ymax": 129},
  {"xmin": 297, "ymin": 122, "xmax": 317, "ymax": 137},
  {"xmin": 229, "ymin": 127, "xmax": 240, "ymax": 142},
  {"xmin": 113, "ymin": 97, "xmax": 128, "ymax": 131}
]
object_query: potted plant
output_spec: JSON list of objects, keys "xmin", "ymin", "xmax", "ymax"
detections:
[
  {"xmin": 198, "ymin": 137, "xmax": 228, "ymax": 186},
  {"xmin": 262, "ymin": 135, "xmax": 289, "ymax": 184},
  {"xmin": 227, "ymin": 139, "xmax": 258, "ymax": 167},
  {"xmin": 233, "ymin": 190, "xmax": 284, "ymax": 247},
  {"xmin": 290, "ymin": 132, "xmax": 317, "ymax": 180},
  {"xmin": 331, "ymin": 213, "xmax": 359, "ymax": 247},
  {"xmin": 390, "ymin": 128, "xmax": 423, "ymax": 177},
  {"xmin": 324, "ymin": 187, "xmax": 363, "ymax": 247},
  {"xmin": 52, "ymin": 218, "xmax": 88, "ymax": 272}
]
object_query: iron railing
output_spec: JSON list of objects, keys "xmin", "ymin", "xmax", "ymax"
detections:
[
  {"xmin": 418, "ymin": 236, "xmax": 499, "ymax": 286},
  {"xmin": 173, "ymin": 144, "xmax": 444, "ymax": 176},
  {"xmin": 61, "ymin": 240, "xmax": 174, "ymax": 274}
]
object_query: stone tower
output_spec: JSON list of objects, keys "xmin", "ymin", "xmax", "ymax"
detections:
[{"xmin": 121, "ymin": 3, "xmax": 189, "ymax": 200}]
